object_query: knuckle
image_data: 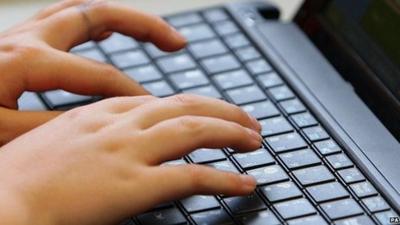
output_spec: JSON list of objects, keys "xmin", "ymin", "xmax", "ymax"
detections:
[
  {"xmin": 178, "ymin": 116, "xmax": 204, "ymax": 133},
  {"xmin": 64, "ymin": 106, "xmax": 90, "ymax": 121},
  {"xmin": 9, "ymin": 45, "xmax": 45, "ymax": 62},
  {"xmin": 186, "ymin": 165, "xmax": 205, "ymax": 188},
  {"xmin": 86, "ymin": 0, "xmax": 110, "ymax": 14},
  {"xmin": 169, "ymin": 94, "xmax": 199, "ymax": 107}
]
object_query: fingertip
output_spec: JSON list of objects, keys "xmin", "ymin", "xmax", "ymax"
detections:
[
  {"xmin": 155, "ymin": 26, "xmax": 187, "ymax": 52},
  {"xmin": 239, "ymin": 175, "xmax": 257, "ymax": 193}
]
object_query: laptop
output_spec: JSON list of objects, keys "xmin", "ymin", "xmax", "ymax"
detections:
[{"xmin": 17, "ymin": 0, "xmax": 400, "ymax": 224}]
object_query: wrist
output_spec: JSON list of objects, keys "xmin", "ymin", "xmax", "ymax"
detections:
[
  {"xmin": 0, "ymin": 188, "xmax": 33, "ymax": 225},
  {"xmin": 0, "ymin": 158, "xmax": 55, "ymax": 225}
]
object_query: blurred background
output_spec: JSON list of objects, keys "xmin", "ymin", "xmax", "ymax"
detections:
[{"xmin": 0, "ymin": 0, "xmax": 303, "ymax": 32}]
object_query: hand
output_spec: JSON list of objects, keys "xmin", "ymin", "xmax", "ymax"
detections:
[
  {"xmin": 0, "ymin": 0, "xmax": 186, "ymax": 145},
  {"xmin": 0, "ymin": 94, "xmax": 262, "ymax": 225}
]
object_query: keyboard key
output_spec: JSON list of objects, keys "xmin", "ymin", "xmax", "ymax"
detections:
[
  {"xmin": 124, "ymin": 65, "xmax": 162, "ymax": 83},
  {"xmin": 261, "ymin": 181, "xmax": 302, "ymax": 202},
  {"xmin": 137, "ymin": 207, "xmax": 186, "ymax": 225},
  {"xmin": 181, "ymin": 195, "xmax": 220, "ymax": 213},
  {"xmin": 306, "ymin": 182, "xmax": 349, "ymax": 203},
  {"xmin": 170, "ymin": 70, "xmax": 209, "ymax": 90},
  {"xmin": 189, "ymin": 39, "xmax": 228, "ymax": 58},
  {"xmin": 179, "ymin": 24, "xmax": 216, "ymax": 42},
  {"xmin": 242, "ymin": 101, "xmax": 280, "ymax": 119},
  {"xmin": 269, "ymin": 85, "xmax": 295, "ymax": 101},
  {"xmin": 363, "ymin": 196, "xmax": 390, "ymax": 213},
  {"xmin": 163, "ymin": 159, "xmax": 186, "ymax": 166},
  {"xmin": 99, "ymin": 33, "xmax": 137, "ymax": 54},
  {"xmin": 157, "ymin": 54, "xmax": 196, "ymax": 73},
  {"xmin": 203, "ymin": 9, "xmax": 229, "ymax": 23},
  {"xmin": 184, "ymin": 85, "xmax": 222, "ymax": 99},
  {"xmin": 208, "ymin": 160, "xmax": 239, "ymax": 173},
  {"xmin": 338, "ymin": 168, "xmax": 366, "ymax": 184},
  {"xmin": 201, "ymin": 54, "xmax": 241, "ymax": 74},
  {"xmin": 224, "ymin": 33, "xmax": 250, "ymax": 49},
  {"xmin": 279, "ymin": 148, "xmax": 321, "ymax": 169},
  {"xmin": 214, "ymin": 70, "xmax": 253, "ymax": 90},
  {"xmin": 191, "ymin": 209, "xmax": 234, "ymax": 225},
  {"xmin": 266, "ymin": 132, "xmax": 308, "ymax": 153},
  {"xmin": 143, "ymin": 81, "xmax": 174, "ymax": 97},
  {"xmin": 70, "ymin": 41, "xmax": 95, "ymax": 52},
  {"xmin": 224, "ymin": 193, "xmax": 266, "ymax": 214},
  {"xmin": 214, "ymin": 20, "xmax": 239, "ymax": 36},
  {"xmin": 374, "ymin": 210, "xmax": 399, "ymax": 225},
  {"xmin": 293, "ymin": 165, "xmax": 335, "ymax": 186},
  {"xmin": 152, "ymin": 202, "xmax": 175, "ymax": 210},
  {"xmin": 260, "ymin": 116, "xmax": 293, "ymax": 136},
  {"xmin": 280, "ymin": 99, "xmax": 306, "ymax": 114},
  {"xmin": 321, "ymin": 198, "xmax": 363, "ymax": 220},
  {"xmin": 226, "ymin": 85, "xmax": 266, "ymax": 105},
  {"xmin": 144, "ymin": 44, "xmax": 170, "ymax": 58},
  {"xmin": 246, "ymin": 59, "xmax": 272, "ymax": 75},
  {"xmin": 119, "ymin": 219, "xmax": 136, "ymax": 225},
  {"xmin": 350, "ymin": 182, "xmax": 378, "ymax": 198},
  {"xmin": 257, "ymin": 72, "xmax": 284, "ymax": 88},
  {"xmin": 238, "ymin": 210, "xmax": 281, "ymax": 225},
  {"xmin": 236, "ymin": 46, "xmax": 261, "ymax": 62},
  {"xmin": 314, "ymin": 139, "xmax": 341, "ymax": 155},
  {"xmin": 248, "ymin": 165, "xmax": 289, "ymax": 185},
  {"xmin": 303, "ymin": 126, "xmax": 330, "ymax": 142},
  {"xmin": 274, "ymin": 198, "xmax": 316, "ymax": 219},
  {"xmin": 43, "ymin": 90, "xmax": 92, "ymax": 107},
  {"xmin": 233, "ymin": 148, "xmax": 275, "ymax": 169},
  {"xmin": 18, "ymin": 92, "xmax": 47, "ymax": 111},
  {"xmin": 168, "ymin": 13, "xmax": 202, "ymax": 27},
  {"xmin": 189, "ymin": 148, "xmax": 226, "ymax": 163},
  {"xmin": 110, "ymin": 50, "xmax": 149, "ymax": 69},
  {"xmin": 291, "ymin": 112, "xmax": 318, "ymax": 128},
  {"xmin": 76, "ymin": 48, "xmax": 107, "ymax": 62},
  {"xmin": 326, "ymin": 153, "xmax": 353, "ymax": 170},
  {"xmin": 335, "ymin": 215, "xmax": 375, "ymax": 225},
  {"xmin": 288, "ymin": 215, "xmax": 328, "ymax": 225}
]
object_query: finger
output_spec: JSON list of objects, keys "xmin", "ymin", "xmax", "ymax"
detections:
[
  {"xmin": 20, "ymin": 49, "xmax": 149, "ymax": 97},
  {"xmin": 41, "ymin": 1, "xmax": 186, "ymax": 51},
  {"xmin": 34, "ymin": 0, "xmax": 85, "ymax": 20},
  {"xmin": 146, "ymin": 165, "xmax": 256, "ymax": 204},
  {"xmin": 0, "ymin": 108, "xmax": 60, "ymax": 145},
  {"xmin": 89, "ymin": 96, "xmax": 158, "ymax": 114},
  {"xmin": 129, "ymin": 94, "xmax": 261, "ymax": 132},
  {"xmin": 140, "ymin": 116, "xmax": 262, "ymax": 164}
]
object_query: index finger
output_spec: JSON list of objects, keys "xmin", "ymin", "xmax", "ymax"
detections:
[{"xmin": 40, "ymin": 1, "xmax": 186, "ymax": 51}]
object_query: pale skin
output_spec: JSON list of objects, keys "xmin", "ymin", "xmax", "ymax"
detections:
[{"xmin": 0, "ymin": 1, "xmax": 262, "ymax": 225}]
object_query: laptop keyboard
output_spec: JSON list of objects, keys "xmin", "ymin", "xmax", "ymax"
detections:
[{"xmin": 18, "ymin": 6, "xmax": 398, "ymax": 225}]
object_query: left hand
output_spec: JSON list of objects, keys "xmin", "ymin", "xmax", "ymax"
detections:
[
  {"xmin": 0, "ymin": 94, "xmax": 261, "ymax": 225},
  {"xmin": 0, "ymin": 0, "xmax": 186, "ymax": 145}
]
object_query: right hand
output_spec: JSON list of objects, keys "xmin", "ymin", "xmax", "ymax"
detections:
[{"xmin": 0, "ymin": 94, "xmax": 262, "ymax": 225}]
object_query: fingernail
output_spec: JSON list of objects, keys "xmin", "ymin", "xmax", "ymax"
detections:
[
  {"xmin": 247, "ymin": 113, "xmax": 261, "ymax": 132},
  {"xmin": 248, "ymin": 128, "xmax": 262, "ymax": 141},
  {"xmin": 240, "ymin": 175, "xmax": 256, "ymax": 191},
  {"xmin": 170, "ymin": 26, "xmax": 186, "ymax": 43}
]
